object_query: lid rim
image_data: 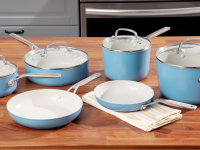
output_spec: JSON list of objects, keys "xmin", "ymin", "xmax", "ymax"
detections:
[
  {"xmin": 24, "ymin": 60, "xmax": 88, "ymax": 70},
  {"xmin": 23, "ymin": 46, "xmax": 89, "ymax": 70},
  {"xmin": 0, "ymin": 62, "xmax": 18, "ymax": 78},
  {"xmin": 102, "ymin": 35, "xmax": 152, "ymax": 52},
  {"xmin": 156, "ymin": 43, "xmax": 200, "ymax": 69}
]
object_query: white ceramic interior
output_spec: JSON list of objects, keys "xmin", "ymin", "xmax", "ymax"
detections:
[
  {"xmin": 0, "ymin": 61, "xmax": 17, "ymax": 77},
  {"xmin": 156, "ymin": 44, "xmax": 200, "ymax": 67},
  {"xmin": 24, "ymin": 47, "xmax": 88, "ymax": 69},
  {"xmin": 94, "ymin": 80, "xmax": 154, "ymax": 104},
  {"xmin": 102, "ymin": 36, "xmax": 151, "ymax": 51},
  {"xmin": 7, "ymin": 89, "xmax": 83, "ymax": 119}
]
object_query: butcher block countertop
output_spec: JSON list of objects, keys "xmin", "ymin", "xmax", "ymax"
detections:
[{"xmin": 0, "ymin": 36, "xmax": 200, "ymax": 150}]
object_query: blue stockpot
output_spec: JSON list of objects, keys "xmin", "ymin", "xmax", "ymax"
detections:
[
  {"xmin": 0, "ymin": 71, "xmax": 18, "ymax": 97},
  {"xmin": 95, "ymin": 95, "xmax": 154, "ymax": 112},
  {"xmin": 101, "ymin": 27, "xmax": 170, "ymax": 81},
  {"xmin": 24, "ymin": 62, "xmax": 88, "ymax": 86},
  {"xmin": 8, "ymin": 107, "xmax": 82, "ymax": 129},
  {"xmin": 157, "ymin": 58, "xmax": 200, "ymax": 104},
  {"xmin": 102, "ymin": 47, "xmax": 151, "ymax": 81}
]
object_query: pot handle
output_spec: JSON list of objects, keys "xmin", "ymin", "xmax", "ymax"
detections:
[
  {"xmin": 174, "ymin": 38, "xmax": 200, "ymax": 54},
  {"xmin": 0, "ymin": 55, "xmax": 8, "ymax": 65},
  {"xmin": 114, "ymin": 28, "xmax": 139, "ymax": 43},
  {"xmin": 8, "ymin": 73, "xmax": 62, "ymax": 87},
  {"xmin": 140, "ymin": 99, "xmax": 197, "ymax": 110},
  {"xmin": 145, "ymin": 27, "xmax": 170, "ymax": 40},
  {"xmin": 41, "ymin": 41, "xmax": 71, "ymax": 57},
  {"xmin": 67, "ymin": 73, "xmax": 102, "ymax": 94},
  {"xmin": 9, "ymin": 33, "xmax": 39, "ymax": 51}
]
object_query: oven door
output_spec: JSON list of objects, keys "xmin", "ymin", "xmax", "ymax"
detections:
[{"xmin": 80, "ymin": 1, "xmax": 200, "ymax": 37}]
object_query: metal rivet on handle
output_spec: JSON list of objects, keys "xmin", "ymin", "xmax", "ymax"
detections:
[{"xmin": 198, "ymin": 78, "xmax": 200, "ymax": 83}]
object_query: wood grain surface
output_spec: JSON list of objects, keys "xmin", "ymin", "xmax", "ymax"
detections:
[{"xmin": 0, "ymin": 36, "xmax": 200, "ymax": 150}]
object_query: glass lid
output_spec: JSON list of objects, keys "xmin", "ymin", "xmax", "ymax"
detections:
[
  {"xmin": 102, "ymin": 28, "xmax": 151, "ymax": 52},
  {"xmin": 156, "ymin": 38, "xmax": 200, "ymax": 68},
  {"xmin": 24, "ymin": 41, "xmax": 89, "ymax": 70},
  {"xmin": 0, "ymin": 55, "xmax": 17, "ymax": 77}
]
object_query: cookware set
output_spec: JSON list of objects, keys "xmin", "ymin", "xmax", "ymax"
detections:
[{"xmin": 0, "ymin": 27, "xmax": 198, "ymax": 129}]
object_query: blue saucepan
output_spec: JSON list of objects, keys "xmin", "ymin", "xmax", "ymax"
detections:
[
  {"xmin": 101, "ymin": 27, "xmax": 170, "ymax": 81},
  {"xmin": 156, "ymin": 38, "xmax": 200, "ymax": 104},
  {"xmin": 0, "ymin": 55, "xmax": 61, "ymax": 97},
  {"xmin": 7, "ymin": 73, "xmax": 102, "ymax": 129},
  {"xmin": 94, "ymin": 80, "xmax": 196, "ymax": 112},
  {"xmin": 9, "ymin": 34, "xmax": 89, "ymax": 86}
]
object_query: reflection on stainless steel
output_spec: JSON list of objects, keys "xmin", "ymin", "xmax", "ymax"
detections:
[
  {"xmin": 86, "ymin": 7, "xmax": 200, "ymax": 16},
  {"xmin": 81, "ymin": 2, "xmax": 200, "ymax": 37}
]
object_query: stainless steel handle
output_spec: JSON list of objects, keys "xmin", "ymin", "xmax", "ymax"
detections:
[
  {"xmin": 0, "ymin": 55, "xmax": 7, "ymax": 65},
  {"xmin": 41, "ymin": 41, "xmax": 71, "ymax": 57},
  {"xmin": 8, "ymin": 73, "xmax": 62, "ymax": 87},
  {"xmin": 67, "ymin": 73, "xmax": 102, "ymax": 94},
  {"xmin": 145, "ymin": 27, "xmax": 170, "ymax": 40},
  {"xmin": 86, "ymin": 7, "xmax": 200, "ymax": 16},
  {"xmin": 9, "ymin": 33, "xmax": 39, "ymax": 51},
  {"xmin": 140, "ymin": 99, "xmax": 197, "ymax": 110},
  {"xmin": 175, "ymin": 38, "xmax": 200, "ymax": 54},
  {"xmin": 114, "ymin": 28, "xmax": 138, "ymax": 43}
]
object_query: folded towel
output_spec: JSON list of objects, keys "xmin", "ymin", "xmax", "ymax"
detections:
[{"xmin": 82, "ymin": 92, "xmax": 182, "ymax": 132}]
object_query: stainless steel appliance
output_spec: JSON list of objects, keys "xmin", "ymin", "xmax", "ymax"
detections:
[{"xmin": 80, "ymin": 0, "xmax": 200, "ymax": 37}]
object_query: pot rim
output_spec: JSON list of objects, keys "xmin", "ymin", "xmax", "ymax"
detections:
[
  {"xmin": 0, "ymin": 62, "xmax": 18, "ymax": 78},
  {"xmin": 156, "ymin": 43, "xmax": 200, "ymax": 69},
  {"xmin": 23, "ymin": 46, "xmax": 89, "ymax": 70},
  {"xmin": 101, "ymin": 35, "xmax": 152, "ymax": 53}
]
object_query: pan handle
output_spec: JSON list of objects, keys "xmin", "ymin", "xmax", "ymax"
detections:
[
  {"xmin": 67, "ymin": 73, "xmax": 102, "ymax": 94},
  {"xmin": 145, "ymin": 27, "xmax": 170, "ymax": 40},
  {"xmin": 140, "ymin": 99, "xmax": 197, "ymax": 110},
  {"xmin": 9, "ymin": 33, "xmax": 39, "ymax": 51},
  {"xmin": 8, "ymin": 73, "xmax": 62, "ymax": 87}
]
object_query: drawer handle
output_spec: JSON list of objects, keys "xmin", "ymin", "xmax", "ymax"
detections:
[{"xmin": 5, "ymin": 30, "xmax": 24, "ymax": 34}]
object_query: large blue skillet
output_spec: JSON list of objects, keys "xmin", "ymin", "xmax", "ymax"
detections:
[{"xmin": 7, "ymin": 73, "xmax": 102, "ymax": 129}]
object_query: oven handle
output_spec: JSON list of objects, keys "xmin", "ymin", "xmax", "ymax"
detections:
[{"xmin": 86, "ymin": 7, "xmax": 200, "ymax": 16}]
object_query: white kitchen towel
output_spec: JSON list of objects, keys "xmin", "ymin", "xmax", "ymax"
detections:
[{"xmin": 82, "ymin": 92, "xmax": 182, "ymax": 132}]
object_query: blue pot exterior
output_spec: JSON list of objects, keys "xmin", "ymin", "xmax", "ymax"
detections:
[
  {"xmin": 0, "ymin": 72, "xmax": 18, "ymax": 97},
  {"xmin": 95, "ymin": 95, "xmax": 153, "ymax": 112},
  {"xmin": 102, "ymin": 47, "xmax": 151, "ymax": 81},
  {"xmin": 24, "ymin": 62, "xmax": 88, "ymax": 86},
  {"xmin": 8, "ymin": 107, "xmax": 82, "ymax": 129},
  {"xmin": 157, "ymin": 59, "xmax": 200, "ymax": 104}
]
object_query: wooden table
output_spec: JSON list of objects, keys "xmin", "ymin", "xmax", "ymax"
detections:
[{"xmin": 0, "ymin": 36, "xmax": 200, "ymax": 150}]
